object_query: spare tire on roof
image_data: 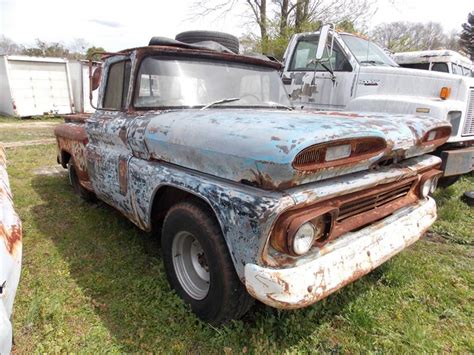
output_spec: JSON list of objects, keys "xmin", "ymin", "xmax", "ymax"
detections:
[{"xmin": 175, "ymin": 31, "xmax": 240, "ymax": 54}]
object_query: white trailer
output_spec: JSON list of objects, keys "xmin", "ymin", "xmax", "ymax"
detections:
[
  {"xmin": 0, "ymin": 55, "xmax": 74, "ymax": 117},
  {"xmin": 68, "ymin": 60, "xmax": 100, "ymax": 113}
]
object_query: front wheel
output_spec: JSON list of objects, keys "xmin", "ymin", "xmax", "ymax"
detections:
[
  {"xmin": 67, "ymin": 162, "xmax": 96, "ymax": 202},
  {"xmin": 162, "ymin": 200, "xmax": 253, "ymax": 324},
  {"xmin": 438, "ymin": 175, "xmax": 460, "ymax": 188}
]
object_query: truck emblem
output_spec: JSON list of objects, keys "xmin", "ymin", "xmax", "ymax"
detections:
[{"xmin": 358, "ymin": 79, "xmax": 380, "ymax": 86}]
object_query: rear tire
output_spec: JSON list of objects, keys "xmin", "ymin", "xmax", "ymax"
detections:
[
  {"xmin": 68, "ymin": 162, "xmax": 96, "ymax": 202},
  {"xmin": 162, "ymin": 200, "xmax": 253, "ymax": 324},
  {"xmin": 175, "ymin": 31, "xmax": 240, "ymax": 54}
]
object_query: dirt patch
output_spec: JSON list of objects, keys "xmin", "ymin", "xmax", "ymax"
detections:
[
  {"xmin": 424, "ymin": 231, "xmax": 448, "ymax": 244},
  {"xmin": 0, "ymin": 122, "xmax": 59, "ymax": 129},
  {"xmin": 424, "ymin": 230, "xmax": 473, "ymax": 246},
  {"xmin": 32, "ymin": 166, "xmax": 67, "ymax": 177},
  {"xmin": 3, "ymin": 139, "xmax": 56, "ymax": 148}
]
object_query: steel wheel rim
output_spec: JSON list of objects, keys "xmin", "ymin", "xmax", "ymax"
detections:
[{"xmin": 172, "ymin": 231, "xmax": 210, "ymax": 300}]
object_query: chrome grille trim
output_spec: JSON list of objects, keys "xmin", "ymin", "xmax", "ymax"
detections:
[
  {"xmin": 462, "ymin": 88, "xmax": 474, "ymax": 136},
  {"xmin": 337, "ymin": 180, "xmax": 414, "ymax": 222}
]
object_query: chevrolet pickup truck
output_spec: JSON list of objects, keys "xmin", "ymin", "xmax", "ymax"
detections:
[
  {"xmin": 1, "ymin": 145, "xmax": 22, "ymax": 354},
  {"xmin": 282, "ymin": 25, "xmax": 474, "ymax": 186},
  {"xmin": 54, "ymin": 33, "xmax": 451, "ymax": 324}
]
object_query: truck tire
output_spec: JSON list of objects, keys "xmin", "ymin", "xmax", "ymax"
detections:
[
  {"xmin": 67, "ymin": 162, "xmax": 96, "ymax": 202},
  {"xmin": 175, "ymin": 31, "xmax": 240, "ymax": 54},
  {"xmin": 162, "ymin": 200, "xmax": 253, "ymax": 324},
  {"xmin": 438, "ymin": 175, "xmax": 460, "ymax": 188}
]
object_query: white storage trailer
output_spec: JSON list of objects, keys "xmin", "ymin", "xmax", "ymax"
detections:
[
  {"xmin": 0, "ymin": 55, "xmax": 74, "ymax": 117},
  {"xmin": 69, "ymin": 60, "xmax": 100, "ymax": 113}
]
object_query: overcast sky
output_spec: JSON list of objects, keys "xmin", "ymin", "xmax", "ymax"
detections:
[{"xmin": 0, "ymin": 0, "xmax": 472, "ymax": 51}]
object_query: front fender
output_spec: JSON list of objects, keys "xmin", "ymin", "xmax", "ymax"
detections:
[{"xmin": 127, "ymin": 158, "xmax": 294, "ymax": 278}]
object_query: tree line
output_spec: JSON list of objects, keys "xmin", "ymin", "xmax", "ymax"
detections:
[
  {"xmin": 192, "ymin": 1, "xmax": 473, "ymax": 60},
  {"xmin": 1, "ymin": 7, "xmax": 472, "ymax": 61},
  {"xmin": 0, "ymin": 36, "xmax": 105, "ymax": 61}
]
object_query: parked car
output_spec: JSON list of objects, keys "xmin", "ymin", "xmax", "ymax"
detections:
[
  {"xmin": 281, "ymin": 25, "xmax": 474, "ymax": 186},
  {"xmin": 393, "ymin": 50, "xmax": 473, "ymax": 77},
  {"xmin": 55, "ymin": 32, "xmax": 451, "ymax": 324},
  {"xmin": 0, "ymin": 145, "xmax": 22, "ymax": 354}
]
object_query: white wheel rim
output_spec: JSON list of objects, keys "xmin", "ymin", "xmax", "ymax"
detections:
[{"xmin": 172, "ymin": 231, "xmax": 210, "ymax": 300}]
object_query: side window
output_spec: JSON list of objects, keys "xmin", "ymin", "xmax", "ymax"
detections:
[
  {"xmin": 431, "ymin": 62, "xmax": 449, "ymax": 73},
  {"xmin": 289, "ymin": 37, "xmax": 351, "ymax": 72},
  {"xmin": 103, "ymin": 60, "xmax": 131, "ymax": 109},
  {"xmin": 400, "ymin": 63, "xmax": 430, "ymax": 70},
  {"xmin": 451, "ymin": 63, "xmax": 461, "ymax": 75}
]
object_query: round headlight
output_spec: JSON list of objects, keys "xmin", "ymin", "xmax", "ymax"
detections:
[
  {"xmin": 421, "ymin": 178, "xmax": 432, "ymax": 198},
  {"xmin": 430, "ymin": 176, "xmax": 439, "ymax": 194},
  {"xmin": 293, "ymin": 222, "xmax": 315, "ymax": 255}
]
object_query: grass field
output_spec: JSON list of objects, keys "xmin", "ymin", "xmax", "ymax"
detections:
[
  {"xmin": 0, "ymin": 116, "xmax": 62, "ymax": 143},
  {"xmin": 1, "ymin": 119, "xmax": 473, "ymax": 353}
]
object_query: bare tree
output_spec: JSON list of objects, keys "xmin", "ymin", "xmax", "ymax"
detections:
[
  {"xmin": 245, "ymin": 0, "xmax": 269, "ymax": 52},
  {"xmin": 67, "ymin": 38, "xmax": 90, "ymax": 59},
  {"xmin": 191, "ymin": 0, "xmax": 376, "ymax": 54},
  {"xmin": 371, "ymin": 22, "xmax": 456, "ymax": 52},
  {"xmin": 0, "ymin": 35, "xmax": 23, "ymax": 55},
  {"xmin": 460, "ymin": 11, "xmax": 474, "ymax": 60}
]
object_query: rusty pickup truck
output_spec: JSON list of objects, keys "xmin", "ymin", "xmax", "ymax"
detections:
[
  {"xmin": 54, "ymin": 33, "xmax": 452, "ymax": 324},
  {"xmin": 1, "ymin": 145, "xmax": 22, "ymax": 354}
]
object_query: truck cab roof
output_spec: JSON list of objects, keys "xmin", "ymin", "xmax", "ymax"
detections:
[{"xmin": 104, "ymin": 38, "xmax": 282, "ymax": 70}]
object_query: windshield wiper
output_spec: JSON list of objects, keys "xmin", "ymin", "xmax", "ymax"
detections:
[
  {"xmin": 263, "ymin": 101, "xmax": 293, "ymax": 110},
  {"xmin": 201, "ymin": 97, "xmax": 240, "ymax": 110},
  {"xmin": 360, "ymin": 60, "xmax": 390, "ymax": 66}
]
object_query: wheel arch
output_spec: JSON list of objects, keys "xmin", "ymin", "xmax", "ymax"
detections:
[{"xmin": 149, "ymin": 184, "xmax": 227, "ymax": 246}]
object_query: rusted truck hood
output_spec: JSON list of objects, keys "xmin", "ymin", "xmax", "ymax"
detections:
[{"xmin": 143, "ymin": 109, "xmax": 447, "ymax": 189}]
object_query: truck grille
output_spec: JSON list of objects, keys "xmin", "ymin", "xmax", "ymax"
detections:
[
  {"xmin": 462, "ymin": 88, "xmax": 474, "ymax": 136},
  {"xmin": 337, "ymin": 179, "xmax": 414, "ymax": 223}
]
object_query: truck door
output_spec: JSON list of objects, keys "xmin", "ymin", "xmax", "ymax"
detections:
[
  {"xmin": 85, "ymin": 56, "xmax": 136, "ymax": 219},
  {"xmin": 282, "ymin": 36, "xmax": 356, "ymax": 110}
]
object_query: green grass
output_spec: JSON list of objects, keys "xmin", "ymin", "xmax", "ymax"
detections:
[
  {"xmin": 0, "ymin": 115, "xmax": 63, "ymax": 124},
  {"xmin": 0, "ymin": 127, "xmax": 57, "ymax": 143},
  {"xmin": 6, "ymin": 144, "xmax": 474, "ymax": 353},
  {"xmin": 0, "ymin": 115, "xmax": 61, "ymax": 143}
]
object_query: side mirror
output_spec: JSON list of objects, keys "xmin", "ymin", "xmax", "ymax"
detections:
[
  {"xmin": 315, "ymin": 24, "xmax": 330, "ymax": 61},
  {"xmin": 91, "ymin": 66, "xmax": 102, "ymax": 91}
]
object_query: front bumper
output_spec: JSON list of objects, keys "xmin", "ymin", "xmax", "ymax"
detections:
[
  {"xmin": 244, "ymin": 197, "xmax": 436, "ymax": 309},
  {"xmin": 440, "ymin": 146, "xmax": 474, "ymax": 177}
]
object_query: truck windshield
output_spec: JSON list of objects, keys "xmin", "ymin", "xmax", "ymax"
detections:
[
  {"xmin": 135, "ymin": 57, "xmax": 290, "ymax": 109},
  {"xmin": 341, "ymin": 34, "xmax": 398, "ymax": 67}
]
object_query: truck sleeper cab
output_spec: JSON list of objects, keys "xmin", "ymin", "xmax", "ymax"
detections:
[
  {"xmin": 394, "ymin": 50, "xmax": 473, "ymax": 77},
  {"xmin": 55, "ymin": 35, "xmax": 451, "ymax": 324}
]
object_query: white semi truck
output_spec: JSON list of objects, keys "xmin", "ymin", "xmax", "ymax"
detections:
[{"xmin": 281, "ymin": 25, "xmax": 474, "ymax": 185}]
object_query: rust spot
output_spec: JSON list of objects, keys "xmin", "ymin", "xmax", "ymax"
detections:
[
  {"xmin": 118, "ymin": 157, "xmax": 128, "ymax": 195},
  {"xmin": 119, "ymin": 126, "xmax": 127, "ymax": 144},
  {"xmin": 0, "ymin": 224, "xmax": 22, "ymax": 256},
  {"xmin": 276, "ymin": 145, "xmax": 290, "ymax": 154}
]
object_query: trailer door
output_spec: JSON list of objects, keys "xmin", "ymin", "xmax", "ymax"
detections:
[{"xmin": 8, "ymin": 60, "xmax": 73, "ymax": 116}]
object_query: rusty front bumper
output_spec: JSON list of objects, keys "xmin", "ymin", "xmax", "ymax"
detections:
[{"xmin": 244, "ymin": 197, "xmax": 436, "ymax": 309}]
